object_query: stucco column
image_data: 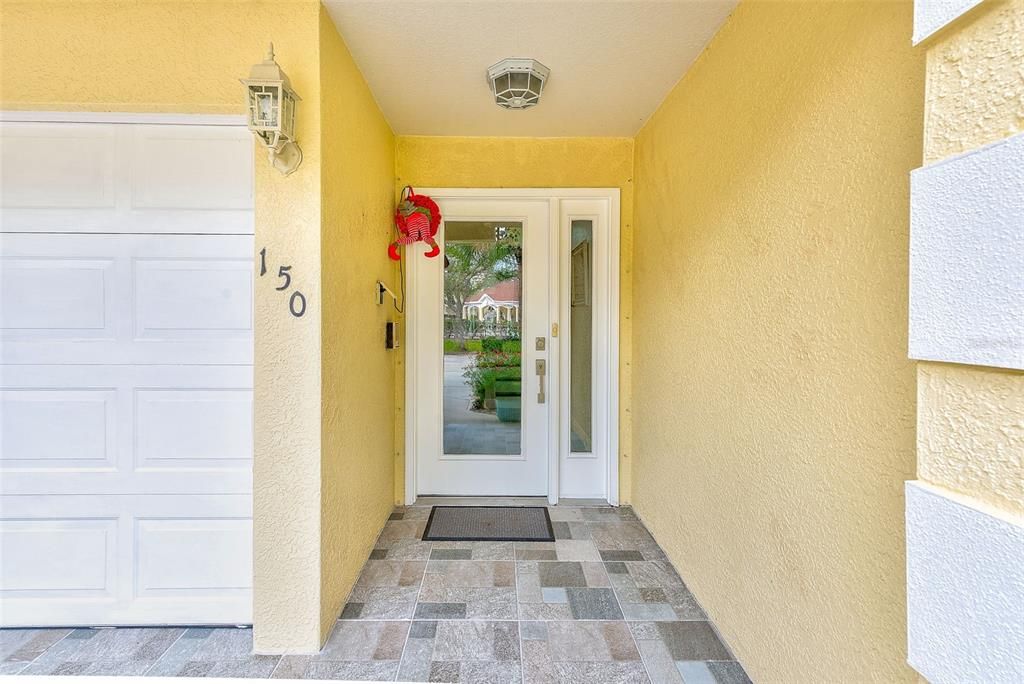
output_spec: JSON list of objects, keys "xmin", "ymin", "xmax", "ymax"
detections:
[
  {"xmin": 905, "ymin": 1, "xmax": 1024, "ymax": 681},
  {"xmin": 252, "ymin": 40, "xmax": 324, "ymax": 653}
]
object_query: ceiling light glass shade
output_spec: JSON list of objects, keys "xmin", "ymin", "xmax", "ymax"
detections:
[{"xmin": 487, "ymin": 58, "xmax": 550, "ymax": 110}]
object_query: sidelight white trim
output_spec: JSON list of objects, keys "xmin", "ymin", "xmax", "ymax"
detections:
[
  {"xmin": 557, "ymin": 197, "xmax": 620, "ymax": 503},
  {"xmin": 906, "ymin": 481, "xmax": 1024, "ymax": 683},
  {"xmin": 404, "ymin": 188, "xmax": 620, "ymax": 506},
  {"xmin": 607, "ymin": 192, "xmax": 621, "ymax": 506}
]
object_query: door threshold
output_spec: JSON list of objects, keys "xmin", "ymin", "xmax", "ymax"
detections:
[
  {"xmin": 411, "ymin": 496, "xmax": 613, "ymax": 507},
  {"xmin": 412, "ymin": 496, "xmax": 549, "ymax": 507}
]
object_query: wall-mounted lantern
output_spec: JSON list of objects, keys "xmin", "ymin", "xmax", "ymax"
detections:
[{"xmin": 241, "ymin": 44, "xmax": 302, "ymax": 175}]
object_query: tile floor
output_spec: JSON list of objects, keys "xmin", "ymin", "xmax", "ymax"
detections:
[{"xmin": 1, "ymin": 500, "xmax": 750, "ymax": 683}]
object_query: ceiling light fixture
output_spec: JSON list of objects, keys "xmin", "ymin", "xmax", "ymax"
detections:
[{"xmin": 487, "ymin": 58, "xmax": 550, "ymax": 110}]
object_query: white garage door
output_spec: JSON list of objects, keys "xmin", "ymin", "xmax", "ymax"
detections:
[{"xmin": 0, "ymin": 117, "xmax": 255, "ymax": 627}]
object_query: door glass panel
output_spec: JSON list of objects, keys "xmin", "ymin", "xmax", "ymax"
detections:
[
  {"xmin": 570, "ymin": 220, "xmax": 593, "ymax": 452},
  {"xmin": 443, "ymin": 221, "xmax": 523, "ymax": 455}
]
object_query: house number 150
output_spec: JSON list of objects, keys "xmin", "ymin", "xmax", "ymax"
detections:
[{"xmin": 259, "ymin": 247, "xmax": 307, "ymax": 318}]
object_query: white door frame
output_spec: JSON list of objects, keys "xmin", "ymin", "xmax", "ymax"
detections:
[{"xmin": 404, "ymin": 188, "xmax": 620, "ymax": 506}]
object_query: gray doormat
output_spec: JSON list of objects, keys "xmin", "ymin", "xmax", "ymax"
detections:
[{"xmin": 422, "ymin": 506, "xmax": 555, "ymax": 542}]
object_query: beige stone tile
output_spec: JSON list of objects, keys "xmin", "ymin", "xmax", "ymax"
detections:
[
  {"xmin": 346, "ymin": 586, "xmax": 419, "ymax": 619},
  {"xmin": 424, "ymin": 560, "xmax": 515, "ymax": 588},
  {"xmin": 582, "ymin": 561, "xmax": 610, "ymax": 587},
  {"xmin": 432, "ymin": 621, "xmax": 520, "ymax": 662},
  {"xmin": 547, "ymin": 507, "xmax": 586, "ymax": 522},
  {"xmin": 546, "ymin": 621, "xmax": 638, "ymax": 662},
  {"xmin": 588, "ymin": 522, "xmax": 656, "ymax": 550},
  {"xmin": 355, "ymin": 560, "xmax": 426, "ymax": 588},
  {"xmin": 627, "ymin": 561, "xmax": 685, "ymax": 589},
  {"xmin": 316, "ymin": 621, "xmax": 410, "ymax": 662},
  {"xmin": 376, "ymin": 520, "xmax": 427, "ymax": 545},
  {"xmin": 555, "ymin": 540, "xmax": 601, "ymax": 561},
  {"xmin": 636, "ymin": 639, "xmax": 684, "ymax": 684}
]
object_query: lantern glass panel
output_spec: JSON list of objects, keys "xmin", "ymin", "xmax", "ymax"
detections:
[
  {"xmin": 509, "ymin": 71, "xmax": 529, "ymax": 91},
  {"xmin": 281, "ymin": 94, "xmax": 295, "ymax": 139},
  {"xmin": 493, "ymin": 73, "xmax": 510, "ymax": 95},
  {"xmin": 255, "ymin": 90, "xmax": 278, "ymax": 127}
]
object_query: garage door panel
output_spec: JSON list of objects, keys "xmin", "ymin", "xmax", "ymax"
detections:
[
  {"xmin": 0, "ymin": 121, "xmax": 253, "ymax": 234},
  {"xmin": 0, "ymin": 256, "xmax": 114, "ymax": 336},
  {"xmin": 131, "ymin": 126, "xmax": 253, "ymax": 211},
  {"xmin": 0, "ymin": 518, "xmax": 116, "ymax": 596},
  {"xmin": 136, "ymin": 389, "xmax": 253, "ymax": 467},
  {"xmin": 1, "ymin": 388, "xmax": 117, "ymax": 469},
  {"xmin": 1, "ymin": 234, "xmax": 253, "ymax": 365},
  {"xmin": 1, "ymin": 119, "xmax": 253, "ymax": 627},
  {"xmin": 0, "ymin": 123, "xmax": 117, "ymax": 210},
  {"xmin": 134, "ymin": 257, "xmax": 253, "ymax": 340},
  {"xmin": 136, "ymin": 518, "xmax": 252, "ymax": 597},
  {"xmin": 0, "ymin": 495, "xmax": 251, "ymax": 626},
  {"xmin": 1, "ymin": 365, "xmax": 252, "ymax": 496}
]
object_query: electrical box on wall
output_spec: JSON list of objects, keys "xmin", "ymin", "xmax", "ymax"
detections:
[{"xmin": 385, "ymin": 321, "xmax": 399, "ymax": 350}]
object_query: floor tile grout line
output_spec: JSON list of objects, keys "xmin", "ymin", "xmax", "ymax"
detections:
[
  {"xmin": 141, "ymin": 627, "xmax": 187, "ymax": 676},
  {"xmin": 393, "ymin": 514, "xmax": 430, "ymax": 682},
  {"xmin": 13, "ymin": 627, "xmax": 75, "ymax": 673},
  {"xmin": 608, "ymin": 559, "xmax": 655, "ymax": 683},
  {"xmin": 629, "ymin": 628, "xmax": 657, "ymax": 683},
  {"xmin": 514, "ymin": 540, "xmax": 525, "ymax": 684}
]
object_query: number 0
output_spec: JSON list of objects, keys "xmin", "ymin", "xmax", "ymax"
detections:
[{"xmin": 289, "ymin": 291, "xmax": 307, "ymax": 317}]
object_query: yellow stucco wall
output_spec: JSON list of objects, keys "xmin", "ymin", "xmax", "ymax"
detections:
[
  {"xmin": 393, "ymin": 136, "xmax": 635, "ymax": 503},
  {"xmin": 916, "ymin": 0, "xmax": 1024, "ymax": 520},
  {"xmin": 631, "ymin": 2, "xmax": 922, "ymax": 681},
  {"xmin": 917, "ymin": 363, "xmax": 1024, "ymax": 513},
  {"xmin": 317, "ymin": 6, "xmax": 397, "ymax": 641},
  {"xmin": 1, "ymin": 0, "xmax": 396, "ymax": 653},
  {"xmin": 922, "ymin": 0, "xmax": 1024, "ymax": 164}
]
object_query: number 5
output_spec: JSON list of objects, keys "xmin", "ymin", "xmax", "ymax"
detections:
[{"xmin": 276, "ymin": 265, "xmax": 292, "ymax": 291}]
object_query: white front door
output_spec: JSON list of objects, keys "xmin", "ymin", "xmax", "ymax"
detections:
[
  {"xmin": 405, "ymin": 190, "xmax": 620, "ymax": 504},
  {"xmin": 0, "ymin": 117, "xmax": 254, "ymax": 627},
  {"xmin": 409, "ymin": 198, "xmax": 554, "ymax": 496}
]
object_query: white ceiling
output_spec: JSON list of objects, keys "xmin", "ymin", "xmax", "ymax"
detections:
[{"xmin": 322, "ymin": 1, "xmax": 737, "ymax": 137}]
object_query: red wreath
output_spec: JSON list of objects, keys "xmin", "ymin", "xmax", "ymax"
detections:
[{"xmin": 389, "ymin": 186, "xmax": 441, "ymax": 261}]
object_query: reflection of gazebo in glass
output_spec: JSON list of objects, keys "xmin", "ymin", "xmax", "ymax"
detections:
[{"xmin": 462, "ymin": 280, "xmax": 520, "ymax": 323}]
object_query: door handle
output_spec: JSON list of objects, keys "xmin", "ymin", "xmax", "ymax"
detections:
[{"xmin": 536, "ymin": 359, "xmax": 546, "ymax": 404}]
